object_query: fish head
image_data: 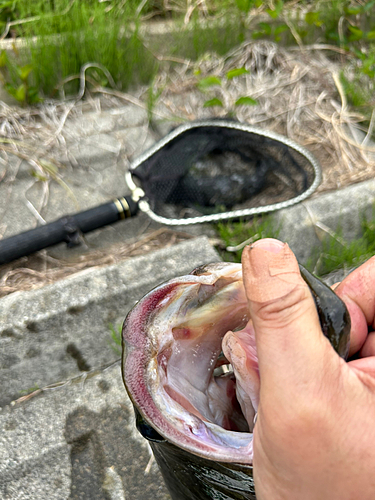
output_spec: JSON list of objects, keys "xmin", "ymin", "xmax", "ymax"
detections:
[
  {"xmin": 122, "ymin": 261, "xmax": 350, "ymax": 465},
  {"xmin": 122, "ymin": 262, "xmax": 256, "ymax": 463}
]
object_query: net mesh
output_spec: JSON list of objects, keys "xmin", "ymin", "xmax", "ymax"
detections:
[{"xmin": 129, "ymin": 121, "xmax": 321, "ymax": 223}]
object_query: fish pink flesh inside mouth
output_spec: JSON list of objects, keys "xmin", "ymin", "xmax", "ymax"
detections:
[
  {"xmin": 123, "ymin": 263, "xmax": 259, "ymax": 463},
  {"xmin": 222, "ymin": 325, "xmax": 260, "ymax": 427}
]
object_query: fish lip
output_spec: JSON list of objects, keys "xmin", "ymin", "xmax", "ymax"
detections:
[{"xmin": 122, "ymin": 264, "xmax": 254, "ymax": 464}]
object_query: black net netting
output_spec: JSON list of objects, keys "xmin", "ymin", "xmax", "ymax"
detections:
[{"xmin": 129, "ymin": 120, "xmax": 321, "ymax": 223}]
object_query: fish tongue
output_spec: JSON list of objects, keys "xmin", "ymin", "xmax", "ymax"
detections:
[{"xmin": 222, "ymin": 321, "xmax": 260, "ymax": 431}]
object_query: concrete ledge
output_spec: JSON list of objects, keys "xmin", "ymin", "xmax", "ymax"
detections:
[
  {"xmin": 0, "ymin": 361, "xmax": 170, "ymax": 500},
  {"xmin": 0, "ymin": 236, "xmax": 221, "ymax": 499},
  {"xmin": 275, "ymin": 179, "xmax": 375, "ymax": 264},
  {"xmin": 0, "ymin": 236, "xmax": 220, "ymax": 407}
]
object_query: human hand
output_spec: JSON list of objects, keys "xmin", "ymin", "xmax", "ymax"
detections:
[{"xmin": 223, "ymin": 238, "xmax": 375, "ymax": 500}]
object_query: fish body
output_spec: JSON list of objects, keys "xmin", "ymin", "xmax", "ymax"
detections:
[{"xmin": 122, "ymin": 262, "xmax": 350, "ymax": 500}]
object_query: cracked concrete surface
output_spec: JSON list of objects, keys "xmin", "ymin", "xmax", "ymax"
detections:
[{"xmin": 0, "ymin": 237, "xmax": 220, "ymax": 499}]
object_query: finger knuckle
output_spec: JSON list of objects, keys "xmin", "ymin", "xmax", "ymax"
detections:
[{"xmin": 255, "ymin": 284, "xmax": 313, "ymax": 329}]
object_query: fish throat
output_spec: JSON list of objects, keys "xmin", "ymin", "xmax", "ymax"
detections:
[{"xmin": 156, "ymin": 277, "xmax": 252, "ymax": 434}]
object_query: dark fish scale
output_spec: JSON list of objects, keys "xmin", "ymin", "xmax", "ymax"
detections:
[
  {"xmin": 299, "ymin": 265, "xmax": 351, "ymax": 359},
  {"xmin": 150, "ymin": 441, "xmax": 256, "ymax": 500}
]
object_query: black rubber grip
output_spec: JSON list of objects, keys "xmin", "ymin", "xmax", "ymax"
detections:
[{"xmin": 0, "ymin": 195, "xmax": 139, "ymax": 265}]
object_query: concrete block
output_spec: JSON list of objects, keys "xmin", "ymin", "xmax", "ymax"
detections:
[
  {"xmin": 0, "ymin": 237, "xmax": 220, "ymax": 407},
  {"xmin": 275, "ymin": 179, "xmax": 375, "ymax": 264},
  {"xmin": 62, "ymin": 105, "xmax": 148, "ymax": 140},
  {"xmin": 0, "ymin": 362, "xmax": 170, "ymax": 500}
]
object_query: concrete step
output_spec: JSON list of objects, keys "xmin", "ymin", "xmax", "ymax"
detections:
[
  {"xmin": 0, "ymin": 361, "xmax": 170, "ymax": 500},
  {"xmin": 0, "ymin": 236, "xmax": 220, "ymax": 499},
  {"xmin": 0, "ymin": 236, "xmax": 220, "ymax": 407},
  {"xmin": 0, "ymin": 101, "xmax": 155, "ymax": 240}
]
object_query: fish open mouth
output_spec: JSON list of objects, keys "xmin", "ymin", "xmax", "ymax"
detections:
[
  {"xmin": 123, "ymin": 258, "xmax": 350, "ymax": 469},
  {"xmin": 123, "ymin": 263, "xmax": 256, "ymax": 463}
]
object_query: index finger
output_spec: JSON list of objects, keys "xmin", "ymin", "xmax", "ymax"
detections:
[{"xmin": 335, "ymin": 256, "xmax": 375, "ymax": 356}]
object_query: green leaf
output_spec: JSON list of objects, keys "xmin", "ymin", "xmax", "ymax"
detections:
[
  {"xmin": 297, "ymin": 29, "xmax": 308, "ymax": 39},
  {"xmin": 344, "ymin": 6, "xmax": 362, "ymax": 15},
  {"xmin": 17, "ymin": 64, "xmax": 33, "ymax": 81},
  {"xmin": 235, "ymin": 96, "xmax": 257, "ymax": 106},
  {"xmin": 364, "ymin": 0, "xmax": 375, "ymax": 12},
  {"xmin": 203, "ymin": 97, "xmax": 223, "ymax": 107},
  {"xmin": 305, "ymin": 12, "xmax": 318, "ymax": 25},
  {"xmin": 362, "ymin": 58, "xmax": 375, "ymax": 74},
  {"xmin": 304, "ymin": 11, "xmax": 322, "ymax": 26},
  {"xmin": 327, "ymin": 31, "xmax": 340, "ymax": 42},
  {"xmin": 252, "ymin": 31, "xmax": 264, "ymax": 39},
  {"xmin": 28, "ymin": 88, "xmax": 42, "ymax": 104},
  {"xmin": 4, "ymin": 83, "xmax": 16, "ymax": 98},
  {"xmin": 0, "ymin": 50, "xmax": 7, "ymax": 68},
  {"xmin": 266, "ymin": 0, "xmax": 283, "ymax": 19},
  {"xmin": 275, "ymin": 0, "xmax": 284, "ymax": 13},
  {"xmin": 348, "ymin": 25, "xmax": 364, "ymax": 40},
  {"xmin": 30, "ymin": 169, "xmax": 48, "ymax": 182},
  {"xmin": 366, "ymin": 31, "xmax": 375, "ymax": 40},
  {"xmin": 352, "ymin": 47, "xmax": 366, "ymax": 60},
  {"xmin": 235, "ymin": 0, "xmax": 252, "ymax": 13},
  {"xmin": 108, "ymin": 323, "xmax": 122, "ymax": 355},
  {"xmin": 266, "ymin": 8, "xmax": 278, "ymax": 19},
  {"xmin": 226, "ymin": 67, "xmax": 249, "ymax": 80},
  {"xmin": 197, "ymin": 76, "xmax": 222, "ymax": 90},
  {"xmin": 258, "ymin": 22, "xmax": 272, "ymax": 35},
  {"xmin": 274, "ymin": 24, "xmax": 288, "ymax": 36},
  {"xmin": 15, "ymin": 84, "xmax": 26, "ymax": 102}
]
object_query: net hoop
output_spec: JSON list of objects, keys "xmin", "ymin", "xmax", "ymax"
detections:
[{"xmin": 126, "ymin": 120, "xmax": 322, "ymax": 226}]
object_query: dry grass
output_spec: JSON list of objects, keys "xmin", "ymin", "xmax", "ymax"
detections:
[
  {"xmin": 152, "ymin": 40, "xmax": 375, "ymax": 191},
  {"xmin": 0, "ymin": 228, "xmax": 193, "ymax": 297}
]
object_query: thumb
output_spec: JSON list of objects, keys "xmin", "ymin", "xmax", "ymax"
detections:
[{"xmin": 242, "ymin": 239, "xmax": 334, "ymax": 403}]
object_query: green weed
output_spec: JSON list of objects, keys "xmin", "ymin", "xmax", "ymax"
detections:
[
  {"xmin": 147, "ymin": 79, "xmax": 163, "ymax": 124},
  {"xmin": 21, "ymin": 5, "xmax": 159, "ymax": 97},
  {"xmin": 217, "ymin": 207, "xmax": 375, "ymax": 276},
  {"xmin": 306, "ymin": 211, "xmax": 375, "ymax": 276},
  {"xmin": 339, "ymin": 71, "xmax": 374, "ymax": 110},
  {"xmin": 19, "ymin": 384, "xmax": 40, "ymax": 395},
  {"xmin": 0, "ymin": 49, "xmax": 42, "ymax": 105},
  {"xmin": 196, "ymin": 66, "xmax": 257, "ymax": 115},
  {"xmin": 0, "ymin": 0, "xmax": 374, "ymax": 116},
  {"xmin": 108, "ymin": 322, "xmax": 122, "ymax": 355},
  {"xmin": 216, "ymin": 215, "xmax": 280, "ymax": 262}
]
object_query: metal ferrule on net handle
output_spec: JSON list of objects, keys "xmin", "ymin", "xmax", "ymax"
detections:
[{"xmin": 126, "ymin": 119, "xmax": 322, "ymax": 226}]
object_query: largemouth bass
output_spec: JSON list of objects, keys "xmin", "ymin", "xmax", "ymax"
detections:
[{"xmin": 122, "ymin": 261, "xmax": 350, "ymax": 500}]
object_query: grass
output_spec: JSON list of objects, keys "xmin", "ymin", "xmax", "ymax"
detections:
[
  {"xmin": 306, "ymin": 211, "xmax": 375, "ymax": 276},
  {"xmin": 0, "ymin": 0, "xmax": 374, "ymax": 102},
  {"xmin": 19, "ymin": 2, "xmax": 160, "ymax": 96},
  {"xmin": 216, "ymin": 207, "xmax": 375, "ymax": 278},
  {"xmin": 108, "ymin": 322, "xmax": 122, "ymax": 355},
  {"xmin": 216, "ymin": 215, "xmax": 280, "ymax": 263},
  {"xmin": 19, "ymin": 384, "xmax": 40, "ymax": 395},
  {"xmin": 340, "ymin": 71, "xmax": 375, "ymax": 111},
  {"xmin": 1, "ymin": 1, "xmax": 374, "ymax": 277},
  {"xmin": 1, "ymin": 0, "xmax": 250, "ymax": 97}
]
